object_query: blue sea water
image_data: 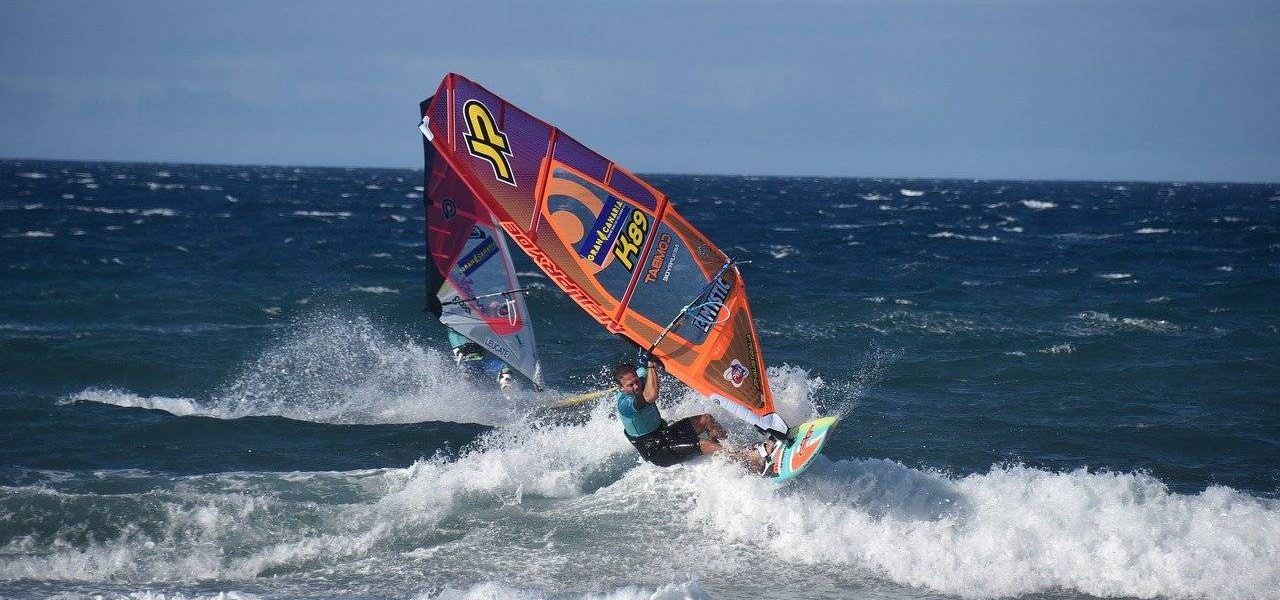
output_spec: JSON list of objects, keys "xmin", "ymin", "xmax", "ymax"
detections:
[{"xmin": 1, "ymin": 159, "xmax": 1278, "ymax": 600}]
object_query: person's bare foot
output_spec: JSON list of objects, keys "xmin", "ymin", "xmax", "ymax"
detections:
[{"xmin": 754, "ymin": 437, "xmax": 783, "ymax": 476}]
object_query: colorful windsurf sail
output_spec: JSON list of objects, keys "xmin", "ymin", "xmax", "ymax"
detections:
[
  {"xmin": 418, "ymin": 74, "xmax": 786, "ymax": 436},
  {"xmin": 422, "ymin": 108, "xmax": 543, "ymax": 388}
]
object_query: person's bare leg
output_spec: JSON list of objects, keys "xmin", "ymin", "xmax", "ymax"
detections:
[
  {"xmin": 700, "ymin": 438, "xmax": 766, "ymax": 472},
  {"xmin": 736, "ymin": 447, "xmax": 765, "ymax": 472},
  {"xmin": 691, "ymin": 414, "xmax": 727, "ymax": 440}
]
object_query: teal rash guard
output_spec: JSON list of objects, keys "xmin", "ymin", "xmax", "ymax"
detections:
[{"xmin": 615, "ymin": 367, "xmax": 662, "ymax": 437}]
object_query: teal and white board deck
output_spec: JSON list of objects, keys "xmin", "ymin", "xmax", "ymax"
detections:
[{"xmin": 770, "ymin": 416, "xmax": 838, "ymax": 482}]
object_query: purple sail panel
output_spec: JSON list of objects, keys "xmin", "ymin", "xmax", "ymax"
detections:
[
  {"xmin": 608, "ymin": 170, "xmax": 659, "ymax": 211},
  {"xmin": 499, "ymin": 101, "xmax": 554, "ymax": 189},
  {"xmin": 553, "ymin": 133, "xmax": 610, "ymax": 182}
]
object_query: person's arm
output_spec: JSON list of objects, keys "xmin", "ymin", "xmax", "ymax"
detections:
[{"xmin": 641, "ymin": 360, "xmax": 660, "ymax": 404}]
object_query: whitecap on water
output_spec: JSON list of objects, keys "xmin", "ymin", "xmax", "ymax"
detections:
[
  {"xmin": 292, "ymin": 211, "xmax": 352, "ymax": 218},
  {"xmin": 1021, "ymin": 200, "xmax": 1057, "ymax": 210},
  {"xmin": 767, "ymin": 244, "xmax": 797, "ymax": 259},
  {"xmin": 1071, "ymin": 311, "xmax": 1180, "ymax": 335},
  {"xmin": 929, "ymin": 231, "xmax": 1000, "ymax": 243},
  {"xmin": 64, "ymin": 389, "xmax": 202, "ymax": 416},
  {"xmin": 22, "ymin": 363, "xmax": 1280, "ymax": 600}
]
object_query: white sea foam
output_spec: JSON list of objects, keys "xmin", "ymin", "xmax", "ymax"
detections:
[
  {"xmin": 72, "ymin": 592, "xmax": 262, "ymax": 600},
  {"xmin": 292, "ymin": 211, "xmax": 352, "ymax": 218},
  {"xmin": 17, "ymin": 172, "xmax": 47, "ymax": 178},
  {"xmin": 1135, "ymin": 227, "xmax": 1170, "ymax": 234},
  {"xmin": 928, "ymin": 231, "xmax": 1000, "ymax": 243},
  {"xmin": 1072, "ymin": 311, "xmax": 1180, "ymax": 335},
  {"xmin": 863, "ymin": 311, "xmax": 984, "ymax": 336},
  {"xmin": 899, "ymin": 189, "xmax": 924, "ymax": 197},
  {"xmin": 691, "ymin": 460, "xmax": 1280, "ymax": 599},
  {"xmin": 66, "ymin": 389, "xmax": 202, "ymax": 416},
  {"xmin": 15, "ymin": 355, "xmax": 1280, "ymax": 599},
  {"xmin": 65, "ymin": 313, "xmax": 539, "ymax": 427},
  {"xmin": 767, "ymin": 244, "xmax": 797, "ymax": 259},
  {"xmin": 1055, "ymin": 232, "xmax": 1123, "ymax": 242},
  {"xmin": 350, "ymin": 286, "xmax": 399, "ymax": 294},
  {"xmin": 70, "ymin": 206, "xmax": 179, "ymax": 217},
  {"xmin": 16, "ymin": 231, "xmax": 55, "ymax": 238},
  {"xmin": 1021, "ymin": 200, "xmax": 1057, "ymax": 209},
  {"xmin": 1097, "ymin": 272, "xmax": 1132, "ymax": 280},
  {"xmin": 420, "ymin": 581, "xmax": 709, "ymax": 600}
]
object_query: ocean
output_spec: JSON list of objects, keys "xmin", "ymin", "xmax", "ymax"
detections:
[{"xmin": 1, "ymin": 159, "xmax": 1277, "ymax": 600}]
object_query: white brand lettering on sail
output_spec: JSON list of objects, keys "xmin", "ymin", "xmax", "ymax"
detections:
[{"xmin": 694, "ymin": 277, "xmax": 731, "ymax": 333}]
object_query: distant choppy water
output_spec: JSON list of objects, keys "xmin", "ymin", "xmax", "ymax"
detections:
[{"xmin": 2, "ymin": 160, "xmax": 1278, "ymax": 600}]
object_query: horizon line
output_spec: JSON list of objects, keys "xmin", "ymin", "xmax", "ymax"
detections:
[{"xmin": 4, "ymin": 155, "xmax": 1277, "ymax": 187}]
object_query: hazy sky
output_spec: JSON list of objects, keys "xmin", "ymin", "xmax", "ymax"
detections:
[{"xmin": 2, "ymin": 1, "xmax": 1277, "ymax": 182}]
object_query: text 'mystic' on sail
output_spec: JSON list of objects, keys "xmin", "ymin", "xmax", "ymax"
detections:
[{"xmin": 419, "ymin": 74, "xmax": 785, "ymax": 436}]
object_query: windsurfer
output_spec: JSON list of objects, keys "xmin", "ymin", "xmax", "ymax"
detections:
[
  {"xmin": 614, "ymin": 358, "xmax": 775, "ymax": 471},
  {"xmin": 447, "ymin": 329, "xmax": 515, "ymax": 390}
]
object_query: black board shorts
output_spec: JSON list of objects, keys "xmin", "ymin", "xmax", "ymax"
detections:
[{"xmin": 626, "ymin": 416, "xmax": 703, "ymax": 467}]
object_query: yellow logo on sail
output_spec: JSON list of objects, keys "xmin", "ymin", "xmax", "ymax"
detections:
[
  {"xmin": 463, "ymin": 100, "xmax": 516, "ymax": 186},
  {"xmin": 612, "ymin": 209, "xmax": 649, "ymax": 271}
]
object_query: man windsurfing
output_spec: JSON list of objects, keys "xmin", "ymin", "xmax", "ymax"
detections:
[{"xmin": 614, "ymin": 353, "xmax": 779, "ymax": 472}]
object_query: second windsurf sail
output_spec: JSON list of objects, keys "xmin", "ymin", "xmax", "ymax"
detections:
[{"xmin": 422, "ymin": 107, "xmax": 543, "ymax": 389}]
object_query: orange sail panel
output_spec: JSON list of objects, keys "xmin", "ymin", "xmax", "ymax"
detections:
[{"xmin": 419, "ymin": 73, "xmax": 785, "ymax": 435}]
